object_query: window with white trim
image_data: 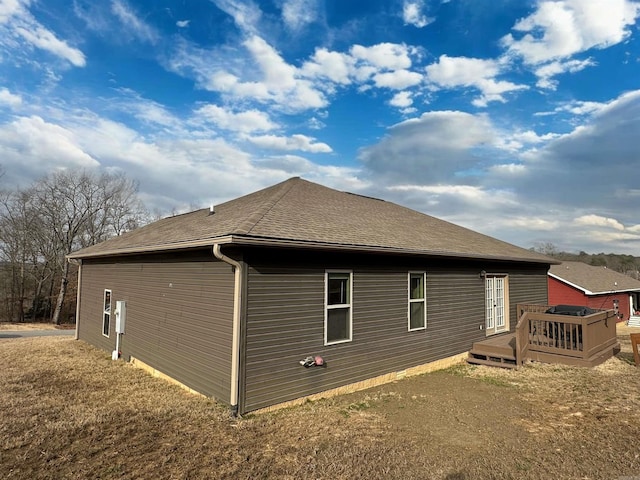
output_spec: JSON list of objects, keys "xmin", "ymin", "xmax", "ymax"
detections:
[
  {"xmin": 408, "ymin": 272, "xmax": 426, "ymax": 331},
  {"xmin": 103, "ymin": 289, "xmax": 112, "ymax": 337},
  {"xmin": 325, "ymin": 271, "xmax": 352, "ymax": 345}
]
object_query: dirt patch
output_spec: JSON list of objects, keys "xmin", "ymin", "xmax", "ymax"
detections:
[{"xmin": 1, "ymin": 325, "xmax": 639, "ymax": 479}]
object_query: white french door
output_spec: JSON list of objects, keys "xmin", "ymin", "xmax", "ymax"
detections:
[{"xmin": 485, "ymin": 275, "xmax": 507, "ymax": 335}]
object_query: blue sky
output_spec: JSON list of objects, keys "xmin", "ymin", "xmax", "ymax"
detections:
[{"xmin": 1, "ymin": 0, "xmax": 640, "ymax": 254}]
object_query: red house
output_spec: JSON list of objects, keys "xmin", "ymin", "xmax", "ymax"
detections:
[{"xmin": 548, "ymin": 261, "xmax": 640, "ymax": 325}]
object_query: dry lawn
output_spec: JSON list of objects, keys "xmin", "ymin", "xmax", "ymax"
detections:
[
  {"xmin": 0, "ymin": 323, "xmax": 60, "ymax": 331},
  {"xmin": 1, "ymin": 325, "xmax": 640, "ymax": 479}
]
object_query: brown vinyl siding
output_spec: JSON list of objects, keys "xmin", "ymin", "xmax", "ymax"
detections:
[
  {"xmin": 242, "ymin": 249, "xmax": 548, "ymax": 412},
  {"xmin": 77, "ymin": 250, "xmax": 235, "ymax": 401},
  {"xmin": 508, "ymin": 268, "xmax": 549, "ymax": 332}
]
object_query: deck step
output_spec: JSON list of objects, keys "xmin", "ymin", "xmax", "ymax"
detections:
[
  {"xmin": 467, "ymin": 351, "xmax": 517, "ymax": 369},
  {"xmin": 628, "ymin": 318, "xmax": 640, "ymax": 327}
]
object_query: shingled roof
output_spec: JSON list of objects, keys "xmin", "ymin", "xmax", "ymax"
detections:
[
  {"xmin": 549, "ymin": 261, "xmax": 640, "ymax": 295},
  {"xmin": 69, "ymin": 177, "xmax": 552, "ymax": 264}
]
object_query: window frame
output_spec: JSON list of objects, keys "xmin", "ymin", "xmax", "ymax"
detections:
[
  {"xmin": 408, "ymin": 271, "xmax": 427, "ymax": 331},
  {"xmin": 102, "ymin": 289, "xmax": 112, "ymax": 338},
  {"xmin": 324, "ymin": 270, "xmax": 353, "ymax": 346}
]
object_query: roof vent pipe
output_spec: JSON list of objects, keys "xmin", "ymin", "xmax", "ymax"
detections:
[{"xmin": 209, "ymin": 204, "xmax": 215, "ymax": 215}]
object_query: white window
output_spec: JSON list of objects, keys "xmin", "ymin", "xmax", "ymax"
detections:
[
  {"xmin": 325, "ymin": 271, "xmax": 352, "ymax": 345},
  {"xmin": 103, "ymin": 289, "xmax": 112, "ymax": 337},
  {"xmin": 408, "ymin": 272, "xmax": 427, "ymax": 331}
]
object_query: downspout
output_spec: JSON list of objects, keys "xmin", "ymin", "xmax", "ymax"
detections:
[
  {"xmin": 69, "ymin": 258, "xmax": 82, "ymax": 341},
  {"xmin": 213, "ymin": 244, "xmax": 242, "ymax": 416}
]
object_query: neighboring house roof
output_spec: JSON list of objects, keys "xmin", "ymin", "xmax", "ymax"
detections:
[
  {"xmin": 69, "ymin": 177, "xmax": 553, "ymax": 264},
  {"xmin": 549, "ymin": 261, "xmax": 640, "ymax": 295}
]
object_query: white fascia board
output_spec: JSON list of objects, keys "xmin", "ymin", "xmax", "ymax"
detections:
[
  {"xmin": 548, "ymin": 272, "xmax": 592, "ymax": 294},
  {"xmin": 549, "ymin": 272, "xmax": 640, "ymax": 296}
]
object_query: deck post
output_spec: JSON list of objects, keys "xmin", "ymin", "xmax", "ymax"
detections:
[{"xmin": 631, "ymin": 333, "xmax": 640, "ymax": 367}]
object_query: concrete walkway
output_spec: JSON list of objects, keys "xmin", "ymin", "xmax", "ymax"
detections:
[{"xmin": 0, "ymin": 329, "xmax": 75, "ymax": 339}]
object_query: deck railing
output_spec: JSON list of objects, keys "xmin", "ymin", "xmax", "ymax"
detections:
[{"xmin": 515, "ymin": 304, "xmax": 618, "ymax": 367}]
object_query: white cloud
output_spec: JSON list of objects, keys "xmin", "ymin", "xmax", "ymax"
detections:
[
  {"xmin": 389, "ymin": 183, "xmax": 491, "ymax": 202},
  {"xmin": 176, "ymin": 20, "xmax": 190, "ymax": 28},
  {"xmin": 16, "ymin": 25, "xmax": 86, "ymax": 67},
  {"xmin": 351, "ymin": 43, "xmax": 414, "ymax": 70},
  {"xmin": 247, "ymin": 133, "xmax": 332, "ymax": 152},
  {"xmin": 534, "ymin": 58, "xmax": 595, "ymax": 89},
  {"xmin": 510, "ymin": 216, "xmax": 559, "ymax": 231},
  {"xmin": 300, "ymin": 48, "xmax": 354, "ymax": 85},
  {"xmin": 133, "ymin": 103, "xmax": 177, "ymax": 128},
  {"xmin": 194, "ymin": 105, "xmax": 277, "ymax": 133},
  {"xmin": 497, "ymin": 129, "xmax": 560, "ymax": 151},
  {"xmin": 426, "ymin": 55, "xmax": 527, "ymax": 106},
  {"xmin": 205, "ymin": 35, "xmax": 327, "ymax": 112},
  {"xmin": 0, "ymin": 0, "xmax": 24, "ymax": 23},
  {"xmin": 281, "ymin": 0, "xmax": 319, "ymax": 31},
  {"xmin": 0, "ymin": 116, "xmax": 99, "ymax": 179},
  {"xmin": 402, "ymin": 0, "xmax": 434, "ymax": 28},
  {"xmin": 573, "ymin": 214, "xmax": 625, "ymax": 231},
  {"xmin": 0, "ymin": 0, "xmax": 86, "ymax": 67},
  {"xmin": 359, "ymin": 111, "xmax": 496, "ymax": 182},
  {"xmin": 502, "ymin": 0, "xmax": 640, "ymax": 87},
  {"xmin": 111, "ymin": 0, "xmax": 159, "ymax": 44},
  {"xmin": 389, "ymin": 91, "xmax": 413, "ymax": 108},
  {"xmin": 373, "ymin": 69, "xmax": 423, "ymax": 89},
  {"xmin": 488, "ymin": 163, "xmax": 528, "ymax": 176},
  {"xmin": 556, "ymin": 100, "xmax": 606, "ymax": 115},
  {"xmin": 0, "ymin": 87, "xmax": 22, "ymax": 108},
  {"xmin": 211, "ymin": 0, "xmax": 262, "ymax": 33},
  {"xmin": 307, "ymin": 117, "xmax": 325, "ymax": 130},
  {"xmin": 384, "ymin": 183, "xmax": 523, "ymax": 226},
  {"xmin": 494, "ymin": 89, "xmax": 640, "ymax": 230}
]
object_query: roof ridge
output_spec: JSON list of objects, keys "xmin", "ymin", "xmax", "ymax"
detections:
[{"xmin": 234, "ymin": 177, "xmax": 301, "ymax": 235}]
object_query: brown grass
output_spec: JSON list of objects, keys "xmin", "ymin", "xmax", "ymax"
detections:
[
  {"xmin": 1, "ymin": 325, "xmax": 640, "ymax": 479},
  {"xmin": 0, "ymin": 323, "xmax": 62, "ymax": 331}
]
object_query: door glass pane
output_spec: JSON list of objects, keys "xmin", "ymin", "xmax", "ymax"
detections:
[
  {"xmin": 495, "ymin": 277, "xmax": 505, "ymax": 328},
  {"xmin": 485, "ymin": 278, "xmax": 494, "ymax": 329}
]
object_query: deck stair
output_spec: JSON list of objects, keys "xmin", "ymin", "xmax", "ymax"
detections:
[{"xmin": 467, "ymin": 333, "xmax": 517, "ymax": 369}]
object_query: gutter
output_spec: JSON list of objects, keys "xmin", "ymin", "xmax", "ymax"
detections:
[
  {"xmin": 212, "ymin": 244, "xmax": 242, "ymax": 416},
  {"xmin": 68, "ymin": 234, "xmax": 554, "ymax": 265}
]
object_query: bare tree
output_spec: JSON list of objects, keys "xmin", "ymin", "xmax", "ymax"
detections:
[
  {"xmin": 531, "ymin": 242, "xmax": 560, "ymax": 257},
  {"xmin": 32, "ymin": 170, "xmax": 146, "ymax": 324},
  {"xmin": 0, "ymin": 187, "xmax": 42, "ymax": 321}
]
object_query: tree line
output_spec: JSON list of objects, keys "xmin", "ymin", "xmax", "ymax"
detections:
[
  {"xmin": 531, "ymin": 242, "xmax": 640, "ymax": 279},
  {"xmin": 0, "ymin": 168, "xmax": 147, "ymax": 324}
]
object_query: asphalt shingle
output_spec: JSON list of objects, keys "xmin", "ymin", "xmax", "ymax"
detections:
[
  {"xmin": 69, "ymin": 177, "xmax": 553, "ymax": 264},
  {"xmin": 549, "ymin": 261, "xmax": 640, "ymax": 294}
]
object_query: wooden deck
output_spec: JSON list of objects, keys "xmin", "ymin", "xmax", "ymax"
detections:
[
  {"xmin": 468, "ymin": 333, "xmax": 517, "ymax": 369},
  {"xmin": 468, "ymin": 304, "xmax": 620, "ymax": 369}
]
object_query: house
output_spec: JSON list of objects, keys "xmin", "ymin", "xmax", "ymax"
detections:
[
  {"xmin": 68, "ymin": 177, "xmax": 554, "ymax": 414},
  {"xmin": 549, "ymin": 261, "xmax": 640, "ymax": 326}
]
